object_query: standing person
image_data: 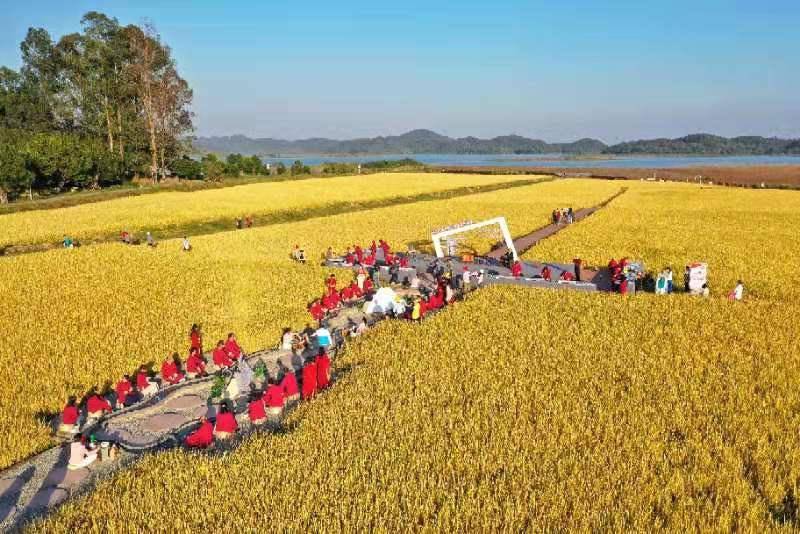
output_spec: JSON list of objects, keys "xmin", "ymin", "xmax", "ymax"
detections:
[
  {"xmin": 301, "ymin": 356, "xmax": 318, "ymax": 400},
  {"xmin": 511, "ymin": 260, "xmax": 523, "ymax": 278},
  {"xmin": 702, "ymin": 283, "xmax": 710, "ymax": 298},
  {"xmin": 248, "ymin": 391, "xmax": 266, "ymax": 426},
  {"xmin": 665, "ymin": 267, "xmax": 674, "ymax": 294},
  {"xmin": 280, "ymin": 364, "xmax": 300, "ymax": 405},
  {"xmin": 313, "ymin": 324, "xmax": 332, "ymax": 352},
  {"xmin": 316, "ymin": 348, "xmax": 331, "ymax": 391},
  {"xmin": 730, "ymin": 280, "xmax": 744, "ymax": 301},
  {"xmin": 573, "ymin": 257, "xmax": 583, "ymax": 282},
  {"xmin": 189, "ymin": 324, "xmax": 203, "ymax": 355},
  {"xmin": 63, "ymin": 235, "xmax": 74, "ymax": 249},
  {"xmin": 541, "ymin": 265, "xmax": 552, "ymax": 282},
  {"xmin": 182, "ymin": 236, "xmax": 192, "ymax": 252},
  {"xmin": 264, "ymin": 377, "xmax": 286, "ymax": 427},
  {"xmin": 684, "ymin": 265, "xmax": 691, "ymax": 293}
]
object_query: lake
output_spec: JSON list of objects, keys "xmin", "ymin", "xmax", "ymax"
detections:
[{"xmin": 260, "ymin": 153, "xmax": 800, "ymax": 169}]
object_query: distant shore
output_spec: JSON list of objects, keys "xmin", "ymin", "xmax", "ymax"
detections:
[{"xmin": 431, "ymin": 164, "xmax": 800, "ymax": 188}]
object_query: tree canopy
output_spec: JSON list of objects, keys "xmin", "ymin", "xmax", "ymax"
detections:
[{"xmin": 0, "ymin": 12, "xmax": 193, "ymax": 202}]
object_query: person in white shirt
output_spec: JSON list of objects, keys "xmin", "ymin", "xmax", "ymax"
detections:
[
  {"xmin": 281, "ymin": 327, "xmax": 296, "ymax": 352},
  {"xmin": 182, "ymin": 236, "xmax": 192, "ymax": 252},
  {"xmin": 462, "ymin": 267, "xmax": 472, "ymax": 288},
  {"xmin": 68, "ymin": 435, "xmax": 97, "ymax": 470},
  {"xmin": 732, "ymin": 280, "xmax": 744, "ymax": 301}
]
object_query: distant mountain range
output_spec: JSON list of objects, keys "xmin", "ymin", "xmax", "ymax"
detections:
[{"xmin": 193, "ymin": 129, "xmax": 800, "ymax": 157}]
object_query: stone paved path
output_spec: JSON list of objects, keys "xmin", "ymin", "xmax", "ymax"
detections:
[{"xmin": 0, "ymin": 213, "xmax": 621, "ymax": 530}]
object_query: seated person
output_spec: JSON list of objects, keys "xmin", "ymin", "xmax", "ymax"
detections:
[
  {"xmin": 213, "ymin": 404, "xmax": 238, "ymax": 440},
  {"xmin": 511, "ymin": 260, "xmax": 523, "ymax": 278},
  {"xmin": 224, "ymin": 333, "xmax": 242, "ymax": 360},
  {"xmin": 59, "ymin": 396, "xmax": 80, "ymax": 436},
  {"xmin": 136, "ymin": 366, "xmax": 159, "ymax": 398},
  {"xmin": 115, "ymin": 375, "xmax": 132, "ymax": 409},
  {"xmin": 362, "ymin": 277, "xmax": 374, "ymax": 294},
  {"xmin": 186, "ymin": 347, "xmax": 207, "ymax": 379},
  {"xmin": 248, "ymin": 392, "xmax": 267, "ymax": 426},
  {"xmin": 541, "ymin": 265, "xmax": 552, "ymax": 282},
  {"xmin": 560, "ymin": 270, "xmax": 575, "ymax": 282},
  {"xmin": 349, "ymin": 280, "xmax": 363, "ymax": 299},
  {"xmin": 122, "ymin": 385, "xmax": 143, "ymax": 407},
  {"xmin": 185, "ymin": 416, "xmax": 214, "ymax": 449},
  {"xmin": 161, "ymin": 353, "xmax": 185, "ymax": 385},
  {"xmin": 68, "ymin": 435, "xmax": 97, "ymax": 470},
  {"xmin": 212, "ymin": 340, "xmax": 234, "ymax": 369},
  {"xmin": 86, "ymin": 390, "xmax": 112, "ymax": 421},
  {"xmin": 340, "ymin": 284, "xmax": 355, "ymax": 303},
  {"xmin": 308, "ymin": 299, "xmax": 324, "ymax": 322},
  {"xmin": 399, "ymin": 255, "xmax": 410, "ymax": 268}
]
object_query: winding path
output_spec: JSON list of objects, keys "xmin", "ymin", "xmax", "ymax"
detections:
[{"xmin": 0, "ymin": 191, "xmax": 625, "ymax": 530}]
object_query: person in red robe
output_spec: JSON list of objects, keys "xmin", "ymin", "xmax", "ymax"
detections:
[
  {"xmin": 364, "ymin": 254, "xmax": 375, "ymax": 266},
  {"xmin": 354, "ymin": 245, "xmax": 363, "ymax": 264},
  {"xmin": 136, "ymin": 366, "xmax": 159, "ymax": 397},
  {"xmin": 189, "ymin": 324, "xmax": 203, "ymax": 353},
  {"xmin": 115, "ymin": 375, "xmax": 132, "ymax": 409},
  {"xmin": 345, "ymin": 252, "xmax": 355, "ymax": 264},
  {"xmin": 340, "ymin": 284, "xmax": 354, "ymax": 303},
  {"xmin": 541, "ymin": 265, "xmax": 552, "ymax": 281},
  {"xmin": 399, "ymin": 255, "xmax": 409, "ymax": 268},
  {"xmin": 248, "ymin": 391, "xmax": 266, "ymax": 425},
  {"xmin": 224, "ymin": 333, "xmax": 242, "ymax": 360},
  {"xmin": 281, "ymin": 365, "xmax": 300, "ymax": 404},
  {"xmin": 301, "ymin": 357, "xmax": 318, "ymax": 400},
  {"xmin": 86, "ymin": 390, "xmax": 112, "ymax": 419},
  {"xmin": 419, "ymin": 298, "xmax": 428, "ymax": 319},
  {"xmin": 213, "ymin": 404, "xmax": 238, "ymax": 439},
  {"xmin": 322, "ymin": 289, "xmax": 340, "ymax": 312},
  {"xmin": 186, "ymin": 347, "xmax": 207, "ymax": 378},
  {"xmin": 363, "ymin": 277, "xmax": 374, "ymax": 294},
  {"xmin": 326, "ymin": 273, "xmax": 337, "ymax": 293},
  {"xmin": 58, "ymin": 396, "xmax": 80, "ymax": 435},
  {"xmin": 560, "ymin": 270, "xmax": 575, "ymax": 281},
  {"xmin": 316, "ymin": 349, "xmax": 331, "ymax": 391},
  {"xmin": 349, "ymin": 281, "xmax": 363, "ymax": 298},
  {"xmin": 185, "ymin": 416, "xmax": 213, "ymax": 448},
  {"xmin": 370, "ymin": 240, "xmax": 377, "ymax": 255},
  {"xmin": 511, "ymin": 260, "xmax": 523, "ymax": 277},
  {"xmin": 264, "ymin": 378, "xmax": 285, "ymax": 424},
  {"xmin": 620, "ymin": 277, "xmax": 629, "ymax": 295},
  {"xmin": 161, "ymin": 353, "xmax": 185, "ymax": 385},
  {"xmin": 608, "ymin": 258, "xmax": 619, "ymax": 272},
  {"xmin": 308, "ymin": 299, "xmax": 324, "ymax": 321},
  {"xmin": 213, "ymin": 340, "xmax": 234, "ymax": 369}
]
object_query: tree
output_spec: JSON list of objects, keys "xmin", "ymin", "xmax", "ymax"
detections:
[
  {"xmin": 171, "ymin": 156, "xmax": 202, "ymax": 179},
  {"xmin": 201, "ymin": 153, "xmax": 224, "ymax": 182},
  {"xmin": 291, "ymin": 160, "xmax": 309, "ymax": 175},
  {"xmin": 0, "ymin": 135, "xmax": 33, "ymax": 202},
  {"xmin": 276, "ymin": 162, "xmax": 286, "ymax": 175}
]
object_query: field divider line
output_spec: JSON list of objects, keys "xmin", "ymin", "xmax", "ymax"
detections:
[{"xmin": 0, "ymin": 177, "xmax": 554, "ymax": 258}]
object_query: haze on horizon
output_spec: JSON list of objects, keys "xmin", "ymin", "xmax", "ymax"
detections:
[{"xmin": 2, "ymin": 0, "xmax": 799, "ymax": 143}]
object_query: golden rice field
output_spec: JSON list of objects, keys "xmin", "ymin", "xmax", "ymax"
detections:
[
  {"xmin": 0, "ymin": 172, "xmax": 538, "ymax": 248},
  {"xmin": 0, "ymin": 178, "xmax": 619, "ymax": 469},
  {"xmin": 530, "ymin": 181, "xmax": 800, "ymax": 302},
  {"xmin": 29, "ymin": 288, "xmax": 800, "ymax": 531},
  {"xmin": 5, "ymin": 176, "xmax": 800, "ymax": 530}
]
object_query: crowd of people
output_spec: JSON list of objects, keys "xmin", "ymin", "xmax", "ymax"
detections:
[{"xmin": 552, "ymin": 207, "xmax": 575, "ymax": 225}]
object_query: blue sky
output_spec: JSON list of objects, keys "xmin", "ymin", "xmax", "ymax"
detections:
[{"xmin": 1, "ymin": 0, "xmax": 799, "ymax": 142}]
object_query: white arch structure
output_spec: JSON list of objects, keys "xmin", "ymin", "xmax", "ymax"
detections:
[{"xmin": 431, "ymin": 216, "xmax": 517, "ymax": 260}]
